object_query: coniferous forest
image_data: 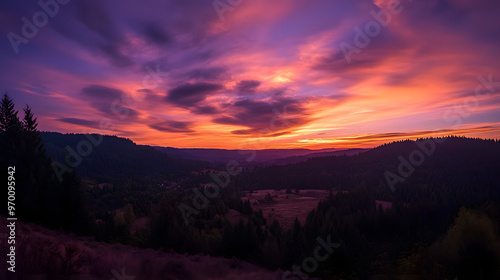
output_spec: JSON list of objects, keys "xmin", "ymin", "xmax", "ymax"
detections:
[{"xmin": 2, "ymin": 93, "xmax": 500, "ymax": 279}]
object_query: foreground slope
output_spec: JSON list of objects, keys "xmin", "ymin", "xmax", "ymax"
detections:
[{"xmin": 0, "ymin": 217, "xmax": 286, "ymax": 280}]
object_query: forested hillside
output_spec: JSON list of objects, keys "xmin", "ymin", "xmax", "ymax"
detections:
[
  {"xmin": 235, "ymin": 137, "xmax": 500, "ymax": 195},
  {"xmin": 42, "ymin": 132, "xmax": 206, "ymax": 183}
]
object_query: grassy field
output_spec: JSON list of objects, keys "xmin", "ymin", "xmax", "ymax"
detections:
[{"xmin": 227, "ymin": 189, "xmax": 335, "ymax": 229}]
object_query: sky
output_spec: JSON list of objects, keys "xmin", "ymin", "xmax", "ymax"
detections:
[{"xmin": 1, "ymin": 0, "xmax": 499, "ymax": 149}]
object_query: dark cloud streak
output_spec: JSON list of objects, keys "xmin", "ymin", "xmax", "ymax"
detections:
[
  {"xmin": 148, "ymin": 120, "xmax": 194, "ymax": 133},
  {"xmin": 166, "ymin": 82, "xmax": 223, "ymax": 107},
  {"xmin": 213, "ymin": 97, "xmax": 311, "ymax": 136},
  {"xmin": 57, "ymin": 118, "xmax": 100, "ymax": 128},
  {"xmin": 236, "ymin": 80, "xmax": 261, "ymax": 94}
]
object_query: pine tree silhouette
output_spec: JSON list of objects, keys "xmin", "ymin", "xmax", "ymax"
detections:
[{"xmin": 0, "ymin": 93, "xmax": 87, "ymax": 232}]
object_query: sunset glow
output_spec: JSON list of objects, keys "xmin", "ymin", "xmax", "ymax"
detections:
[{"xmin": 1, "ymin": 0, "xmax": 499, "ymax": 149}]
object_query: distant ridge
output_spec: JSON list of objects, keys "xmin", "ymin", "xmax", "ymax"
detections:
[
  {"xmin": 264, "ymin": 148, "xmax": 371, "ymax": 165},
  {"xmin": 154, "ymin": 146, "xmax": 341, "ymax": 163}
]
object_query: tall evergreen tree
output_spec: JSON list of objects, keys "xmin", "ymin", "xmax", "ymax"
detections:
[
  {"xmin": 0, "ymin": 93, "xmax": 23, "ymax": 164},
  {"xmin": 1, "ymin": 93, "xmax": 23, "ymax": 216},
  {"xmin": 0, "ymin": 93, "xmax": 22, "ymax": 133},
  {"xmin": 22, "ymin": 105, "xmax": 37, "ymax": 131},
  {"xmin": 0, "ymin": 94, "xmax": 88, "ymax": 232}
]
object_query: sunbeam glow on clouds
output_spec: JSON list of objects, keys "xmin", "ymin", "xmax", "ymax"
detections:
[{"xmin": 1, "ymin": 0, "xmax": 499, "ymax": 148}]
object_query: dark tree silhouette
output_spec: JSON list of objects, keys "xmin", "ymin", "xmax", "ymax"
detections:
[{"xmin": 1, "ymin": 94, "xmax": 88, "ymax": 232}]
